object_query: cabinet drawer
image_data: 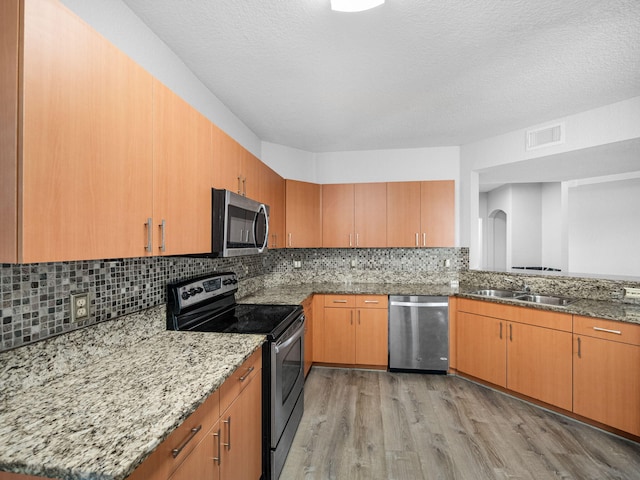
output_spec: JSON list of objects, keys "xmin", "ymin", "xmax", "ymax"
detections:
[
  {"xmin": 220, "ymin": 347, "xmax": 262, "ymax": 413},
  {"xmin": 127, "ymin": 389, "xmax": 220, "ymax": 480},
  {"xmin": 324, "ymin": 294, "xmax": 355, "ymax": 307},
  {"xmin": 355, "ymin": 295, "xmax": 388, "ymax": 309},
  {"xmin": 574, "ymin": 316, "xmax": 640, "ymax": 346},
  {"xmin": 457, "ymin": 298, "xmax": 571, "ymax": 332}
]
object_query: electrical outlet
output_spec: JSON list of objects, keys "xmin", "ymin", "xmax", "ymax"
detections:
[
  {"xmin": 71, "ymin": 292, "xmax": 90, "ymax": 322},
  {"xmin": 293, "ymin": 260, "xmax": 302, "ymax": 269},
  {"xmin": 624, "ymin": 287, "xmax": 640, "ymax": 299}
]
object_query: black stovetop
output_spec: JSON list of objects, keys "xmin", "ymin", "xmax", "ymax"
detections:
[{"xmin": 186, "ymin": 303, "xmax": 301, "ymax": 339}]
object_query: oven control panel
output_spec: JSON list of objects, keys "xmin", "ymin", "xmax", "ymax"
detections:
[{"xmin": 169, "ymin": 272, "xmax": 238, "ymax": 310}]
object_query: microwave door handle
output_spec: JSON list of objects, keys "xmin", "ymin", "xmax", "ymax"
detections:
[{"xmin": 256, "ymin": 204, "xmax": 269, "ymax": 253}]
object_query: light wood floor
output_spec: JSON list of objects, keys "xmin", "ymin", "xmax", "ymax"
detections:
[{"xmin": 281, "ymin": 367, "xmax": 640, "ymax": 480}]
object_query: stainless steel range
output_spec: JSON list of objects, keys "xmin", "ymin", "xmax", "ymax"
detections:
[{"xmin": 167, "ymin": 272, "xmax": 304, "ymax": 480}]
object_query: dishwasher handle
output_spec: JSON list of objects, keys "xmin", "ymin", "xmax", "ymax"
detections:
[{"xmin": 390, "ymin": 301, "xmax": 449, "ymax": 308}]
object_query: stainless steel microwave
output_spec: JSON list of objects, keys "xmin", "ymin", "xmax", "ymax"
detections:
[{"xmin": 212, "ymin": 189, "xmax": 269, "ymax": 257}]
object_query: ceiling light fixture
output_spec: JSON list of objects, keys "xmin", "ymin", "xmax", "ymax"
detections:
[{"xmin": 330, "ymin": 0, "xmax": 385, "ymax": 13}]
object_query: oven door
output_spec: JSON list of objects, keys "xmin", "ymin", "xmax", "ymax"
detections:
[{"xmin": 270, "ymin": 314, "xmax": 305, "ymax": 447}]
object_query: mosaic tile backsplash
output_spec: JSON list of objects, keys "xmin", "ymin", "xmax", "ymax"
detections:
[{"xmin": 1, "ymin": 247, "xmax": 468, "ymax": 351}]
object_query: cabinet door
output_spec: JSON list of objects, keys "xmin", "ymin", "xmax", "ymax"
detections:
[
  {"xmin": 220, "ymin": 372, "xmax": 262, "ymax": 480},
  {"xmin": 285, "ymin": 180, "xmax": 322, "ymax": 248},
  {"xmin": 153, "ymin": 80, "xmax": 213, "ymax": 256},
  {"xmin": 323, "ymin": 308, "xmax": 355, "ymax": 364},
  {"xmin": 507, "ymin": 322, "xmax": 572, "ymax": 410},
  {"xmin": 574, "ymin": 336, "xmax": 640, "ymax": 436},
  {"xmin": 355, "ymin": 308, "xmax": 388, "ymax": 366},
  {"xmin": 242, "ymin": 150, "xmax": 260, "ymax": 200},
  {"xmin": 212, "ymin": 124, "xmax": 244, "ymax": 195},
  {"xmin": 420, "ymin": 180, "xmax": 455, "ymax": 247},
  {"xmin": 20, "ymin": 0, "xmax": 153, "ymax": 262},
  {"xmin": 456, "ymin": 312, "xmax": 506, "ymax": 387},
  {"xmin": 386, "ymin": 181, "xmax": 421, "ymax": 247},
  {"xmin": 168, "ymin": 428, "xmax": 218, "ymax": 480},
  {"xmin": 354, "ymin": 183, "xmax": 387, "ymax": 248},
  {"xmin": 312, "ymin": 295, "xmax": 326, "ymax": 363},
  {"xmin": 322, "ymin": 184, "xmax": 354, "ymax": 247},
  {"xmin": 302, "ymin": 297, "xmax": 314, "ymax": 377},
  {"xmin": 260, "ymin": 164, "xmax": 286, "ymax": 249}
]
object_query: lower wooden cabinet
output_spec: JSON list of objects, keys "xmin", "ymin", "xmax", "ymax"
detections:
[
  {"xmin": 127, "ymin": 348, "xmax": 262, "ymax": 480},
  {"xmin": 573, "ymin": 316, "xmax": 640, "ymax": 436},
  {"xmin": 321, "ymin": 294, "xmax": 388, "ymax": 367},
  {"xmin": 456, "ymin": 299, "xmax": 573, "ymax": 410}
]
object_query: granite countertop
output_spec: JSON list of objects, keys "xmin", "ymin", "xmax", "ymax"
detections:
[
  {"xmin": 238, "ymin": 282, "xmax": 458, "ymax": 305},
  {"xmin": 0, "ymin": 328, "xmax": 265, "ymax": 480},
  {"xmin": 239, "ymin": 282, "xmax": 640, "ymax": 325}
]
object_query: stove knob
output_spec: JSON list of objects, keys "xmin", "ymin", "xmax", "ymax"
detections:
[
  {"xmin": 188, "ymin": 288, "xmax": 197, "ymax": 296},
  {"xmin": 195, "ymin": 287, "xmax": 203, "ymax": 293},
  {"xmin": 181, "ymin": 291, "xmax": 190, "ymax": 300},
  {"xmin": 223, "ymin": 279, "xmax": 232, "ymax": 285},
  {"xmin": 231, "ymin": 278, "xmax": 238, "ymax": 284}
]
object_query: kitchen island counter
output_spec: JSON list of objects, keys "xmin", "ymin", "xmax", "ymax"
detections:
[{"xmin": 0, "ymin": 306, "xmax": 265, "ymax": 480}]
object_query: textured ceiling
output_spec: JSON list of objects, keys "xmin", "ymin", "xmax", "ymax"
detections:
[{"xmin": 122, "ymin": 0, "xmax": 640, "ymax": 152}]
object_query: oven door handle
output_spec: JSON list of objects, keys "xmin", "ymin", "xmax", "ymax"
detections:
[{"xmin": 274, "ymin": 319, "xmax": 305, "ymax": 354}]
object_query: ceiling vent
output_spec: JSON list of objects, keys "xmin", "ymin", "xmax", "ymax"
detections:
[{"xmin": 526, "ymin": 122, "xmax": 564, "ymax": 151}]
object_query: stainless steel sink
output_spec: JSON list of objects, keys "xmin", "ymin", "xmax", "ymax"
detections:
[
  {"xmin": 470, "ymin": 289, "xmax": 523, "ymax": 298},
  {"xmin": 514, "ymin": 294, "xmax": 577, "ymax": 307}
]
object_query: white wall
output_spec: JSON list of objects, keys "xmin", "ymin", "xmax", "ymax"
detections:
[
  {"xmin": 461, "ymin": 96, "xmax": 640, "ymax": 268},
  {"xmin": 567, "ymin": 176, "xmax": 640, "ymax": 276},
  {"xmin": 510, "ymin": 184, "xmax": 542, "ymax": 268},
  {"xmin": 541, "ymin": 183, "xmax": 562, "ymax": 269},
  {"xmin": 59, "ymin": 0, "xmax": 262, "ymax": 158},
  {"xmin": 260, "ymin": 143, "xmax": 318, "ymax": 183}
]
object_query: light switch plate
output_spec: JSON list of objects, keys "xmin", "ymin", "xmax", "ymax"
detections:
[{"xmin": 624, "ymin": 287, "xmax": 640, "ymax": 299}]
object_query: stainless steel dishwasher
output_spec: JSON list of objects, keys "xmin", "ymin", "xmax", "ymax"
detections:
[{"xmin": 389, "ymin": 295, "xmax": 449, "ymax": 372}]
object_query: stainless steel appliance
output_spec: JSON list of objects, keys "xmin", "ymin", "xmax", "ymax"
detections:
[
  {"xmin": 389, "ymin": 295, "xmax": 449, "ymax": 372},
  {"xmin": 211, "ymin": 188, "xmax": 269, "ymax": 257},
  {"xmin": 167, "ymin": 273, "xmax": 304, "ymax": 480}
]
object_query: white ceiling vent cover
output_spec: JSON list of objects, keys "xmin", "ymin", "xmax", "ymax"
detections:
[{"xmin": 526, "ymin": 122, "xmax": 565, "ymax": 150}]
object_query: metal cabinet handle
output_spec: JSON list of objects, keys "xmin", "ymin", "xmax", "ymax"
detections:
[
  {"xmin": 237, "ymin": 176, "xmax": 242, "ymax": 195},
  {"xmin": 577, "ymin": 337, "xmax": 581, "ymax": 358},
  {"xmin": 423, "ymin": 232, "xmax": 426, "ymax": 246},
  {"xmin": 239, "ymin": 365, "xmax": 255, "ymax": 382},
  {"xmin": 223, "ymin": 416, "xmax": 231, "ymax": 450},
  {"xmin": 593, "ymin": 326, "xmax": 621, "ymax": 335},
  {"xmin": 171, "ymin": 425, "xmax": 202, "ymax": 458},
  {"xmin": 358, "ymin": 310, "xmax": 361, "ymax": 325},
  {"xmin": 349, "ymin": 233, "xmax": 352, "ymax": 247},
  {"xmin": 499, "ymin": 322, "xmax": 503, "ymax": 339},
  {"xmin": 145, "ymin": 218, "xmax": 152, "ymax": 252},
  {"xmin": 356, "ymin": 233, "xmax": 359, "ymax": 247},
  {"xmin": 363, "ymin": 300, "xmax": 379, "ymax": 304},
  {"xmin": 333, "ymin": 299, "xmax": 348, "ymax": 303},
  {"xmin": 159, "ymin": 219, "xmax": 166, "ymax": 253},
  {"xmin": 350, "ymin": 310, "xmax": 353, "ymax": 325},
  {"xmin": 213, "ymin": 429, "xmax": 221, "ymax": 465},
  {"xmin": 415, "ymin": 233, "xmax": 419, "ymax": 247},
  {"xmin": 288, "ymin": 233, "xmax": 292, "ymax": 247},
  {"xmin": 509, "ymin": 324, "xmax": 513, "ymax": 341},
  {"xmin": 242, "ymin": 177, "xmax": 246, "ymax": 196}
]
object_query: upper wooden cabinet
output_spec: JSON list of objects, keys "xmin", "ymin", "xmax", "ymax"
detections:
[
  {"xmin": 1, "ymin": 0, "xmax": 154, "ymax": 263},
  {"xmin": 322, "ymin": 183, "xmax": 387, "ymax": 248},
  {"xmin": 212, "ymin": 125, "xmax": 260, "ymax": 199},
  {"xmin": 285, "ymin": 180, "xmax": 322, "ymax": 248},
  {"xmin": 386, "ymin": 180, "xmax": 455, "ymax": 247},
  {"xmin": 258, "ymin": 162, "xmax": 286, "ymax": 249},
  {"xmin": 152, "ymin": 80, "xmax": 213, "ymax": 256},
  {"xmin": 421, "ymin": 180, "xmax": 455, "ymax": 247}
]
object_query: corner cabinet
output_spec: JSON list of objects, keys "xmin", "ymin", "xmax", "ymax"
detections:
[
  {"xmin": 285, "ymin": 180, "xmax": 322, "ymax": 248},
  {"xmin": 573, "ymin": 316, "xmax": 640, "ymax": 437},
  {"xmin": 1, "ymin": 0, "xmax": 154, "ymax": 263}
]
